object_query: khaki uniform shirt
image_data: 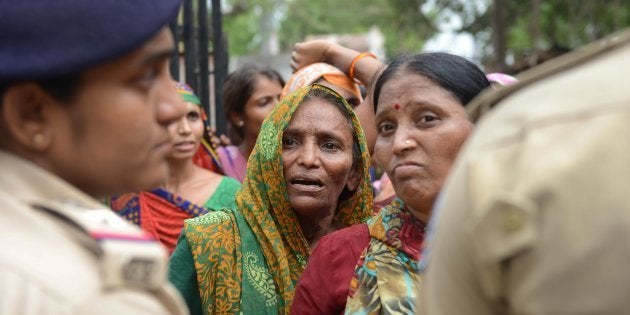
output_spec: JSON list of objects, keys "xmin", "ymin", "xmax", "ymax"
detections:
[
  {"xmin": 423, "ymin": 29, "xmax": 630, "ymax": 315},
  {"xmin": 0, "ymin": 150, "xmax": 189, "ymax": 315}
]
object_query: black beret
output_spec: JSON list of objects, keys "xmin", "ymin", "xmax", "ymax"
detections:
[{"xmin": 0, "ymin": 1, "xmax": 181, "ymax": 80}]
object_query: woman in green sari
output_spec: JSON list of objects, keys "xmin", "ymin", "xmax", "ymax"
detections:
[{"xmin": 168, "ymin": 84, "xmax": 374, "ymax": 314}]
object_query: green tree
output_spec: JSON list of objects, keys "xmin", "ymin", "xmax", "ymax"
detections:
[
  {"xmin": 280, "ymin": 0, "xmax": 437, "ymax": 57},
  {"xmin": 223, "ymin": 0, "xmax": 439, "ymax": 57},
  {"xmin": 432, "ymin": 0, "xmax": 630, "ymax": 72},
  {"xmin": 223, "ymin": 0, "xmax": 283, "ymax": 55},
  {"xmin": 223, "ymin": 0, "xmax": 629, "ymax": 69}
]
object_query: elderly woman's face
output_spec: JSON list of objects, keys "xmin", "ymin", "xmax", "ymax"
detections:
[
  {"xmin": 282, "ymin": 98, "xmax": 359, "ymax": 218},
  {"xmin": 374, "ymin": 72, "xmax": 473, "ymax": 218},
  {"xmin": 316, "ymin": 78, "xmax": 377, "ymax": 155}
]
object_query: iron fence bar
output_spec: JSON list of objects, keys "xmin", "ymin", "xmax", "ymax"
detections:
[
  {"xmin": 168, "ymin": 20, "xmax": 180, "ymax": 81},
  {"xmin": 212, "ymin": 0, "xmax": 227, "ymax": 135},
  {"xmin": 168, "ymin": 1, "xmax": 225, "ymax": 131},
  {"xmin": 198, "ymin": 0, "xmax": 210, "ymax": 120},
  {"xmin": 183, "ymin": 0, "xmax": 198, "ymax": 92}
]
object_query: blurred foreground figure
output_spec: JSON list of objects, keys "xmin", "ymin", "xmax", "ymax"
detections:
[
  {"xmin": 0, "ymin": 1, "xmax": 189, "ymax": 314},
  {"xmin": 423, "ymin": 29, "xmax": 630, "ymax": 315}
]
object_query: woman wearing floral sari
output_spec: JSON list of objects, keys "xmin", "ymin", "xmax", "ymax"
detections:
[
  {"xmin": 109, "ymin": 82, "xmax": 240, "ymax": 254},
  {"xmin": 168, "ymin": 84, "xmax": 374, "ymax": 314}
]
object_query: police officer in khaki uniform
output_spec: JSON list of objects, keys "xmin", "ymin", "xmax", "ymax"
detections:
[
  {"xmin": 0, "ymin": 2, "xmax": 189, "ymax": 314},
  {"xmin": 422, "ymin": 28, "xmax": 630, "ymax": 315}
]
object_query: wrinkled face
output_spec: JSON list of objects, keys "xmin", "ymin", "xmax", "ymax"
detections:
[
  {"xmin": 240, "ymin": 74, "xmax": 284, "ymax": 141},
  {"xmin": 282, "ymin": 98, "xmax": 358, "ymax": 217},
  {"xmin": 46, "ymin": 28, "xmax": 184, "ymax": 197},
  {"xmin": 374, "ymin": 72, "xmax": 473, "ymax": 217},
  {"xmin": 167, "ymin": 101, "xmax": 205, "ymax": 161},
  {"xmin": 315, "ymin": 78, "xmax": 376, "ymax": 155}
]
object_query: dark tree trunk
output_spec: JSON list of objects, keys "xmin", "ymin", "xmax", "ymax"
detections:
[
  {"xmin": 529, "ymin": 0, "xmax": 541, "ymax": 67},
  {"xmin": 491, "ymin": 0, "xmax": 507, "ymax": 72}
]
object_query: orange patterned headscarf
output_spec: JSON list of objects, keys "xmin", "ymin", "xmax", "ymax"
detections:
[{"xmin": 281, "ymin": 63, "xmax": 362, "ymax": 102}]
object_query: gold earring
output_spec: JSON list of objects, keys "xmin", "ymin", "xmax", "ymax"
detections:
[
  {"xmin": 32, "ymin": 133, "xmax": 46, "ymax": 149},
  {"xmin": 33, "ymin": 133, "xmax": 44, "ymax": 145}
]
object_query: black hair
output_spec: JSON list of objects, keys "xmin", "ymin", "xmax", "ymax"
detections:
[
  {"xmin": 0, "ymin": 74, "xmax": 81, "ymax": 108},
  {"xmin": 36, "ymin": 75, "xmax": 82, "ymax": 101},
  {"xmin": 373, "ymin": 52, "xmax": 490, "ymax": 111},
  {"xmin": 0, "ymin": 82, "xmax": 10, "ymax": 103},
  {"xmin": 222, "ymin": 63, "xmax": 285, "ymax": 144}
]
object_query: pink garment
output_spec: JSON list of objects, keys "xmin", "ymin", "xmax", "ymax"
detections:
[
  {"xmin": 486, "ymin": 72, "xmax": 518, "ymax": 86},
  {"xmin": 217, "ymin": 145, "xmax": 247, "ymax": 183},
  {"xmin": 373, "ymin": 173, "xmax": 396, "ymax": 214}
]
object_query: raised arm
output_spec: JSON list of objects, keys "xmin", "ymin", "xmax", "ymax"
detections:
[{"xmin": 290, "ymin": 40, "xmax": 385, "ymax": 87}]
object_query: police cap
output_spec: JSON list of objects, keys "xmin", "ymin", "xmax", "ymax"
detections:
[{"xmin": 0, "ymin": 1, "xmax": 181, "ymax": 80}]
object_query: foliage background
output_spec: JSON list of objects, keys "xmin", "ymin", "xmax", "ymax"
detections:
[{"xmin": 222, "ymin": 0, "xmax": 629, "ymax": 72}]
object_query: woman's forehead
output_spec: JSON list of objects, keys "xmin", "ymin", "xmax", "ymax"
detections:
[
  {"xmin": 376, "ymin": 74, "xmax": 460, "ymax": 112},
  {"xmin": 286, "ymin": 99, "xmax": 351, "ymax": 134},
  {"xmin": 292, "ymin": 98, "xmax": 347, "ymax": 122}
]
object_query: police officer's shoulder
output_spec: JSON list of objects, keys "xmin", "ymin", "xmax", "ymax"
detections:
[
  {"xmin": 32, "ymin": 200, "xmax": 170, "ymax": 292},
  {"xmin": 468, "ymin": 28, "xmax": 630, "ymax": 123}
]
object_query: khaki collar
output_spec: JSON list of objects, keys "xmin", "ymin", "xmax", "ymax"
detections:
[{"xmin": 0, "ymin": 150, "xmax": 103, "ymax": 209}]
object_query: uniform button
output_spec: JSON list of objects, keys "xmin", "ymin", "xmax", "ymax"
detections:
[{"xmin": 503, "ymin": 208, "xmax": 524, "ymax": 232}]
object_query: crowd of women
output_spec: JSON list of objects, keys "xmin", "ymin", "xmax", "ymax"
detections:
[
  {"xmin": 110, "ymin": 38, "xmax": 503, "ymax": 314},
  {"xmin": 4, "ymin": 2, "xmax": 628, "ymax": 314}
]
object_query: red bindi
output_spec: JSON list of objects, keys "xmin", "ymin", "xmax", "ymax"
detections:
[{"xmin": 393, "ymin": 104, "xmax": 400, "ymax": 110}]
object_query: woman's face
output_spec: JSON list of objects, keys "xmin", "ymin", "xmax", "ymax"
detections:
[
  {"xmin": 315, "ymin": 78, "xmax": 377, "ymax": 154},
  {"xmin": 239, "ymin": 74, "xmax": 283, "ymax": 142},
  {"xmin": 282, "ymin": 98, "xmax": 359, "ymax": 219},
  {"xmin": 33, "ymin": 28, "xmax": 184, "ymax": 197},
  {"xmin": 373, "ymin": 72, "xmax": 473, "ymax": 218},
  {"xmin": 167, "ymin": 101, "xmax": 205, "ymax": 161}
]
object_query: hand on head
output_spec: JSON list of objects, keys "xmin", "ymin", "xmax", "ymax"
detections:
[{"xmin": 290, "ymin": 40, "xmax": 336, "ymax": 73}]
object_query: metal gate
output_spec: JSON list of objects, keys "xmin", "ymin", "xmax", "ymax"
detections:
[{"xmin": 169, "ymin": 0, "xmax": 228, "ymax": 135}]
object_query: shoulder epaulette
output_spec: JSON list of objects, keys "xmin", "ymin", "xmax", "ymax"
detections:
[{"xmin": 32, "ymin": 200, "xmax": 168, "ymax": 290}]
